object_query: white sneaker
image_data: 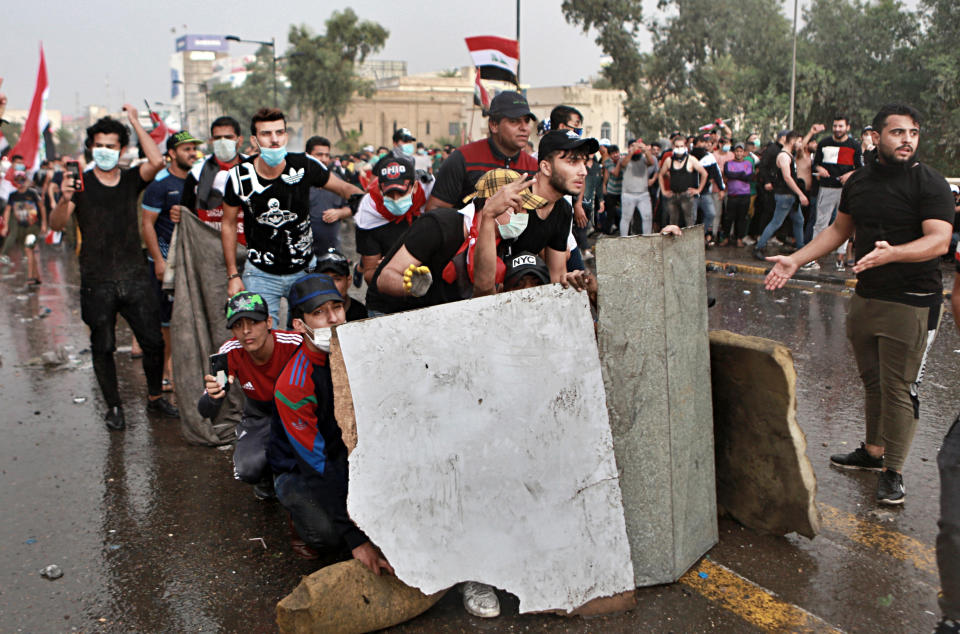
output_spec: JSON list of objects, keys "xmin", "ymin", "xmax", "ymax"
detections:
[
  {"xmin": 582, "ymin": 249, "xmax": 595, "ymax": 260},
  {"xmin": 742, "ymin": 236, "xmax": 756, "ymax": 246},
  {"xmin": 800, "ymin": 261, "xmax": 820, "ymax": 270},
  {"xmin": 462, "ymin": 581, "xmax": 500, "ymax": 618},
  {"xmin": 769, "ymin": 237, "xmax": 783, "ymax": 247}
]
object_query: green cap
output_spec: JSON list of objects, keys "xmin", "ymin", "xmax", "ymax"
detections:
[
  {"xmin": 225, "ymin": 292, "xmax": 269, "ymax": 328},
  {"xmin": 166, "ymin": 129, "xmax": 202, "ymax": 152}
]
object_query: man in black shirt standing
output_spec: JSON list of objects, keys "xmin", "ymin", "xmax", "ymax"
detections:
[
  {"xmin": 812, "ymin": 115, "xmax": 862, "ymax": 240},
  {"xmin": 50, "ymin": 107, "xmax": 179, "ymax": 431},
  {"xmin": 763, "ymin": 103, "xmax": 954, "ymax": 505},
  {"xmin": 221, "ymin": 108, "xmax": 363, "ymax": 323}
]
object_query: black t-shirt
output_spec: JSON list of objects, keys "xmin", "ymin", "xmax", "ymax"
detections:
[
  {"xmin": 7, "ymin": 189, "xmax": 42, "ymax": 226},
  {"xmin": 366, "ymin": 208, "xmax": 467, "ymax": 314},
  {"xmin": 345, "ymin": 297, "xmax": 368, "ymax": 322},
  {"xmin": 223, "ymin": 153, "xmax": 330, "ymax": 275},
  {"xmin": 839, "ymin": 159, "xmax": 955, "ymax": 306},
  {"xmin": 498, "ymin": 197, "xmax": 572, "ymax": 261},
  {"xmin": 355, "ymin": 222, "xmax": 409, "ymax": 258},
  {"xmin": 72, "ymin": 167, "xmax": 149, "ymax": 283}
]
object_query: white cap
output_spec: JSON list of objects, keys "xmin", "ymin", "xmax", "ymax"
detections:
[
  {"xmin": 362, "ymin": 145, "xmax": 375, "ymax": 153},
  {"xmin": 950, "ymin": 184, "xmax": 959, "ymax": 195},
  {"xmin": 598, "ymin": 138, "xmax": 612, "ymax": 147}
]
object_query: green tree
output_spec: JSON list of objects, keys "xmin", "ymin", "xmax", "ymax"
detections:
[
  {"xmin": 286, "ymin": 10, "xmax": 389, "ymax": 141},
  {"xmin": 55, "ymin": 126, "xmax": 79, "ymax": 157},
  {"xmin": 208, "ymin": 45, "xmax": 287, "ymax": 130},
  {"xmin": 2, "ymin": 120, "xmax": 23, "ymax": 152}
]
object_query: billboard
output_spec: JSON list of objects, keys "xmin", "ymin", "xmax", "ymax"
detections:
[{"xmin": 175, "ymin": 35, "xmax": 229, "ymax": 53}]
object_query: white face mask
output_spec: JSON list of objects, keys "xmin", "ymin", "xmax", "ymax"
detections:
[
  {"xmin": 673, "ymin": 146, "xmax": 687, "ymax": 156},
  {"xmin": 212, "ymin": 138, "xmax": 238, "ymax": 163},
  {"xmin": 497, "ymin": 211, "xmax": 529, "ymax": 240},
  {"xmin": 302, "ymin": 323, "xmax": 332, "ymax": 352}
]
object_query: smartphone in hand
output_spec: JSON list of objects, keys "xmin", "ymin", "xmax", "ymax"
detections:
[
  {"xmin": 65, "ymin": 160, "xmax": 83, "ymax": 192},
  {"xmin": 209, "ymin": 352, "xmax": 230, "ymax": 394}
]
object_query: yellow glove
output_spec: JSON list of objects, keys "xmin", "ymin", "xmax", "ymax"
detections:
[{"xmin": 402, "ymin": 264, "xmax": 433, "ymax": 297}]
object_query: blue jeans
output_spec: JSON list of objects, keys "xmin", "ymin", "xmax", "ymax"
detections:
[
  {"xmin": 242, "ymin": 257, "xmax": 316, "ymax": 324},
  {"xmin": 758, "ymin": 194, "xmax": 805, "ymax": 250},
  {"xmin": 698, "ymin": 192, "xmax": 716, "ymax": 236},
  {"xmin": 939, "ymin": 414, "xmax": 960, "ymax": 619}
]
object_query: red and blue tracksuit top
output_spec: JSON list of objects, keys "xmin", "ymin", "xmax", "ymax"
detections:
[{"xmin": 270, "ymin": 343, "xmax": 367, "ymax": 549}]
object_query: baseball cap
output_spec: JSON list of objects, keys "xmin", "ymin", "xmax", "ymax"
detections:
[
  {"xmin": 315, "ymin": 248, "xmax": 350, "ymax": 277},
  {"xmin": 288, "ymin": 273, "xmax": 343, "ymax": 316},
  {"xmin": 224, "ymin": 291, "xmax": 269, "ymax": 328},
  {"xmin": 733, "ymin": 142, "xmax": 745, "ymax": 150},
  {"xmin": 950, "ymin": 184, "xmax": 959, "ymax": 195},
  {"xmin": 462, "ymin": 168, "xmax": 548, "ymax": 210},
  {"xmin": 487, "ymin": 91, "xmax": 536, "ymax": 121},
  {"xmin": 537, "ymin": 130, "xmax": 600, "ymax": 159},
  {"xmin": 598, "ymin": 138, "xmax": 611, "ymax": 147},
  {"xmin": 362, "ymin": 144, "xmax": 375, "ymax": 153},
  {"xmin": 392, "ymin": 127, "xmax": 416, "ymax": 143},
  {"xmin": 861, "ymin": 125, "xmax": 874, "ymax": 134},
  {"xmin": 374, "ymin": 153, "xmax": 415, "ymax": 194},
  {"xmin": 504, "ymin": 252, "xmax": 550, "ymax": 287},
  {"xmin": 166, "ymin": 130, "xmax": 202, "ymax": 152}
]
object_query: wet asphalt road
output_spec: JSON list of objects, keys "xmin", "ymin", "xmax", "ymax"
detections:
[{"xmin": 1, "ymin": 244, "xmax": 957, "ymax": 633}]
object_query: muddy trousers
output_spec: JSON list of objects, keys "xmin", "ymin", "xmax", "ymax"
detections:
[
  {"xmin": 939, "ymin": 414, "xmax": 960, "ymax": 620},
  {"xmin": 665, "ymin": 193, "xmax": 697, "ymax": 228},
  {"xmin": 80, "ymin": 279, "xmax": 164, "ymax": 408},
  {"xmin": 846, "ymin": 295, "xmax": 941, "ymax": 472}
]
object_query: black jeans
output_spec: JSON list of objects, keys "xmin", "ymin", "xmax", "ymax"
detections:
[
  {"xmin": 723, "ymin": 195, "xmax": 751, "ymax": 241},
  {"xmin": 80, "ymin": 278, "xmax": 164, "ymax": 407}
]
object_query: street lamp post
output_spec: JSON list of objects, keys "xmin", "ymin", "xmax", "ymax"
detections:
[
  {"xmin": 226, "ymin": 35, "xmax": 277, "ymax": 107},
  {"xmin": 789, "ymin": 0, "xmax": 798, "ymax": 130}
]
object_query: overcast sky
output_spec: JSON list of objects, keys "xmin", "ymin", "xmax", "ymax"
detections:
[
  {"xmin": 1, "ymin": 0, "xmax": 922, "ymax": 118},
  {"xmin": 1, "ymin": 0, "xmax": 654, "ymax": 117}
]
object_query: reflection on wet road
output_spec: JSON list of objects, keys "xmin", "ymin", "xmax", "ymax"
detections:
[{"xmin": 1, "ymin": 252, "xmax": 956, "ymax": 632}]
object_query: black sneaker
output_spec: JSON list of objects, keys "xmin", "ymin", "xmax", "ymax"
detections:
[
  {"xmin": 934, "ymin": 617, "xmax": 960, "ymax": 634},
  {"xmin": 830, "ymin": 442, "xmax": 884, "ymax": 471},
  {"xmin": 253, "ymin": 477, "xmax": 276, "ymax": 501},
  {"xmin": 753, "ymin": 247, "xmax": 767, "ymax": 262},
  {"xmin": 104, "ymin": 406, "xmax": 126, "ymax": 431},
  {"xmin": 146, "ymin": 397, "xmax": 180, "ymax": 419},
  {"xmin": 877, "ymin": 469, "xmax": 905, "ymax": 505}
]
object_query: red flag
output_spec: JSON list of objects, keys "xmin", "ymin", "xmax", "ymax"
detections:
[
  {"xmin": 473, "ymin": 70, "xmax": 490, "ymax": 110},
  {"xmin": 148, "ymin": 110, "xmax": 170, "ymax": 147},
  {"xmin": 5, "ymin": 44, "xmax": 49, "ymax": 185}
]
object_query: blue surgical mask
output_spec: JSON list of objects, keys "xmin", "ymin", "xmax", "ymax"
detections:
[
  {"xmin": 92, "ymin": 147, "xmax": 120, "ymax": 171},
  {"xmin": 14, "ymin": 164, "xmax": 26, "ymax": 172},
  {"xmin": 401, "ymin": 143, "xmax": 415, "ymax": 156},
  {"xmin": 384, "ymin": 192, "xmax": 413, "ymax": 216},
  {"xmin": 722, "ymin": 144, "xmax": 731, "ymax": 152},
  {"xmin": 259, "ymin": 144, "xmax": 287, "ymax": 167}
]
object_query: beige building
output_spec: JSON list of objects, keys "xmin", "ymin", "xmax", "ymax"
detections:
[{"xmin": 303, "ymin": 66, "xmax": 627, "ymax": 151}]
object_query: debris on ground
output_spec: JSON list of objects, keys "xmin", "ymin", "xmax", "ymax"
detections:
[{"xmin": 40, "ymin": 565, "xmax": 63, "ymax": 580}]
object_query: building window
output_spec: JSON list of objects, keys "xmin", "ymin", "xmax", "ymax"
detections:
[
  {"xmin": 449, "ymin": 122, "xmax": 460, "ymax": 136},
  {"xmin": 601, "ymin": 122, "xmax": 612, "ymax": 140},
  {"xmin": 426, "ymin": 121, "xmax": 431, "ymax": 135},
  {"xmin": 393, "ymin": 120, "xmax": 397, "ymax": 133},
  {"xmin": 359, "ymin": 120, "xmax": 363, "ymax": 133}
]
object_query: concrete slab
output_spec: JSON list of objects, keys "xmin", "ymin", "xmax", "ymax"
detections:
[
  {"xmin": 336, "ymin": 286, "xmax": 635, "ymax": 614},
  {"xmin": 596, "ymin": 226, "xmax": 718, "ymax": 587},
  {"xmin": 328, "ymin": 332, "xmax": 357, "ymax": 454},
  {"xmin": 709, "ymin": 330, "xmax": 820, "ymax": 538},
  {"xmin": 276, "ymin": 559, "xmax": 447, "ymax": 634}
]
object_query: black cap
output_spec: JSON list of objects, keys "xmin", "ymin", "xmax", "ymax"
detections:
[
  {"xmin": 392, "ymin": 127, "xmax": 416, "ymax": 143},
  {"xmin": 375, "ymin": 154, "xmax": 415, "ymax": 194},
  {"xmin": 504, "ymin": 252, "xmax": 550, "ymax": 287},
  {"xmin": 861, "ymin": 125, "xmax": 874, "ymax": 134},
  {"xmin": 315, "ymin": 248, "xmax": 350, "ymax": 277},
  {"xmin": 733, "ymin": 142, "xmax": 745, "ymax": 150},
  {"xmin": 537, "ymin": 130, "xmax": 600, "ymax": 159},
  {"xmin": 225, "ymin": 291, "xmax": 270, "ymax": 328},
  {"xmin": 288, "ymin": 273, "xmax": 343, "ymax": 317},
  {"xmin": 487, "ymin": 91, "xmax": 536, "ymax": 121}
]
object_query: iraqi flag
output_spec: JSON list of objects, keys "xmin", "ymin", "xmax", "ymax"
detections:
[
  {"xmin": 465, "ymin": 36, "xmax": 519, "ymax": 85},
  {"xmin": 473, "ymin": 70, "xmax": 490, "ymax": 110},
  {"xmin": 5, "ymin": 44, "xmax": 49, "ymax": 186},
  {"xmin": 148, "ymin": 109, "xmax": 170, "ymax": 148}
]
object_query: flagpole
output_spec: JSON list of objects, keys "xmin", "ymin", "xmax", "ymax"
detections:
[{"xmin": 516, "ymin": 0, "xmax": 521, "ymax": 86}]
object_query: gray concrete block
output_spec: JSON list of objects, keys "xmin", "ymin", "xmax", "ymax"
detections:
[
  {"xmin": 709, "ymin": 330, "xmax": 820, "ymax": 538},
  {"xmin": 596, "ymin": 226, "xmax": 718, "ymax": 587}
]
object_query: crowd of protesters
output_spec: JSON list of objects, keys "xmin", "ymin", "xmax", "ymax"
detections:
[{"xmin": 0, "ymin": 84, "xmax": 958, "ymax": 632}]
